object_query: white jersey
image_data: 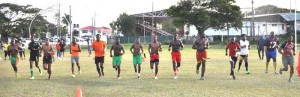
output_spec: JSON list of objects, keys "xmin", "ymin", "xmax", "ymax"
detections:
[{"xmin": 239, "ymin": 40, "xmax": 249, "ymax": 55}]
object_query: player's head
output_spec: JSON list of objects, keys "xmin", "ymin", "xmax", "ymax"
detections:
[
  {"xmin": 45, "ymin": 38, "xmax": 49, "ymax": 44},
  {"xmin": 153, "ymin": 35, "xmax": 158, "ymax": 42},
  {"xmin": 199, "ymin": 33, "xmax": 206, "ymax": 39},
  {"xmin": 115, "ymin": 37, "xmax": 120, "ymax": 44},
  {"xmin": 270, "ymin": 31, "xmax": 275, "ymax": 38},
  {"xmin": 230, "ymin": 37, "xmax": 235, "ymax": 43},
  {"xmin": 288, "ymin": 36, "xmax": 293, "ymax": 43},
  {"xmin": 136, "ymin": 37, "xmax": 140, "ymax": 44},
  {"xmin": 241, "ymin": 34, "xmax": 246, "ymax": 40},
  {"xmin": 174, "ymin": 33, "xmax": 178, "ymax": 40},
  {"xmin": 96, "ymin": 34, "xmax": 101, "ymax": 41},
  {"xmin": 72, "ymin": 37, "xmax": 76, "ymax": 44},
  {"xmin": 31, "ymin": 36, "xmax": 34, "ymax": 42},
  {"xmin": 11, "ymin": 38, "xmax": 15, "ymax": 45}
]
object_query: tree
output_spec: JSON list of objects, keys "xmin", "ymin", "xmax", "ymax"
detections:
[
  {"xmin": 109, "ymin": 21, "xmax": 117, "ymax": 37},
  {"xmin": 115, "ymin": 13, "xmax": 136, "ymax": 36},
  {"xmin": 62, "ymin": 14, "xmax": 71, "ymax": 26},
  {"xmin": 0, "ymin": 3, "xmax": 40, "ymax": 39},
  {"xmin": 167, "ymin": 0, "xmax": 243, "ymax": 36}
]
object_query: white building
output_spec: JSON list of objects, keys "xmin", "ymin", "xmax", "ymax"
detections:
[{"xmin": 189, "ymin": 13, "xmax": 300, "ymax": 36}]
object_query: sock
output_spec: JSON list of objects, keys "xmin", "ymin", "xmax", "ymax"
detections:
[
  {"xmin": 30, "ymin": 68, "xmax": 34, "ymax": 77},
  {"xmin": 266, "ymin": 62, "xmax": 269, "ymax": 71},
  {"xmin": 273, "ymin": 62, "xmax": 277, "ymax": 71}
]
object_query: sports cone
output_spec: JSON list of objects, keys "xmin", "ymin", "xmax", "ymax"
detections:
[
  {"xmin": 297, "ymin": 52, "xmax": 300, "ymax": 77},
  {"xmin": 76, "ymin": 85, "xmax": 82, "ymax": 97}
]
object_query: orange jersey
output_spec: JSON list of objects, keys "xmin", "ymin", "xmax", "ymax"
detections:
[
  {"xmin": 92, "ymin": 40, "xmax": 106, "ymax": 57},
  {"xmin": 71, "ymin": 44, "xmax": 80, "ymax": 56}
]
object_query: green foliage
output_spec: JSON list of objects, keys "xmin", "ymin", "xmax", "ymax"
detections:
[
  {"xmin": 167, "ymin": 0, "xmax": 243, "ymax": 36},
  {"xmin": 115, "ymin": 13, "xmax": 136, "ymax": 36},
  {"xmin": 62, "ymin": 14, "xmax": 71, "ymax": 26},
  {"xmin": 161, "ymin": 19, "xmax": 176, "ymax": 34}
]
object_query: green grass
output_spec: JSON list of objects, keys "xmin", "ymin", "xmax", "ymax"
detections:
[{"xmin": 0, "ymin": 44, "xmax": 300, "ymax": 97}]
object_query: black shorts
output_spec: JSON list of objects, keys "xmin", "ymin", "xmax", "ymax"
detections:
[
  {"xmin": 43, "ymin": 55, "xmax": 52, "ymax": 64},
  {"xmin": 30, "ymin": 54, "xmax": 39, "ymax": 62},
  {"xmin": 95, "ymin": 56, "xmax": 104, "ymax": 64},
  {"xmin": 150, "ymin": 59, "xmax": 159, "ymax": 63},
  {"xmin": 60, "ymin": 48, "xmax": 65, "ymax": 52},
  {"xmin": 240, "ymin": 55, "xmax": 248, "ymax": 58},
  {"xmin": 230, "ymin": 57, "xmax": 237, "ymax": 62}
]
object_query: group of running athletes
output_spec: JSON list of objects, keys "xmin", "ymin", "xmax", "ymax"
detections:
[{"xmin": 4, "ymin": 31, "xmax": 296, "ymax": 82}]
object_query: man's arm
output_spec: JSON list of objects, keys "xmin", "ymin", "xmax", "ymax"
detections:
[
  {"xmin": 278, "ymin": 42, "xmax": 285, "ymax": 54},
  {"xmin": 141, "ymin": 44, "xmax": 144, "ymax": 54},
  {"xmin": 121, "ymin": 45, "xmax": 125, "ymax": 55},
  {"xmin": 192, "ymin": 40, "xmax": 197, "ymax": 49},
  {"xmin": 148, "ymin": 44, "xmax": 151, "ymax": 54},
  {"xmin": 180, "ymin": 40, "xmax": 184, "ymax": 50},
  {"xmin": 159, "ymin": 43, "xmax": 162, "ymax": 52},
  {"xmin": 206, "ymin": 40, "xmax": 210, "ymax": 49},
  {"xmin": 110, "ymin": 45, "xmax": 114, "ymax": 57},
  {"xmin": 168, "ymin": 41, "xmax": 172, "ymax": 51},
  {"xmin": 78, "ymin": 45, "xmax": 81, "ymax": 52},
  {"xmin": 225, "ymin": 44, "xmax": 228, "ymax": 56},
  {"xmin": 130, "ymin": 44, "xmax": 134, "ymax": 54}
]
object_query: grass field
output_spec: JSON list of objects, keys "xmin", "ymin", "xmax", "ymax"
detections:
[{"xmin": 0, "ymin": 44, "xmax": 300, "ymax": 97}]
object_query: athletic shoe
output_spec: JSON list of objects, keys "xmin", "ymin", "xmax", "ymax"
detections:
[
  {"xmin": 102, "ymin": 72, "xmax": 105, "ymax": 76},
  {"xmin": 154, "ymin": 76, "xmax": 158, "ymax": 80},
  {"xmin": 137, "ymin": 73, "xmax": 140, "ymax": 79},
  {"xmin": 196, "ymin": 70, "xmax": 199, "ymax": 74},
  {"xmin": 200, "ymin": 76, "xmax": 205, "ymax": 80},
  {"xmin": 279, "ymin": 69, "xmax": 282, "ymax": 74},
  {"xmin": 30, "ymin": 76, "xmax": 35, "ymax": 80},
  {"xmin": 265, "ymin": 70, "xmax": 268, "ymax": 74},
  {"xmin": 245, "ymin": 71, "xmax": 250, "ymax": 74},
  {"xmin": 174, "ymin": 76, "xmax": 178, "ymax": 80},
  {"xmin": 288, "ymin": 79, "xmax": 294, "ymax": 83},
  {"xmin": 72, "ymin": 74, "xmax": 75, "ymax": 78},
  {"xmin": 39, "ymin": 69, "xmax": 42, "ymax": 75},
  {"xmin": 118, "ymin": 77, "xmax": 121, "ymax": 80},
  {"xmin": 274, "ymin": 71, "xmax": 278, "ymax": 74},
  {"xmin": 232, "ymin": 76, "xmax": 235, "ymax": 80},
  {"xmin": 15, "ymin": 73, "xmax": 20, "ymax": 78},
  {"xmin": 78, "ymin": 71, "xmax": 81, "ymax": 74}
]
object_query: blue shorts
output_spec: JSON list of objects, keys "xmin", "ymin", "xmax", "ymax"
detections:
[{"xmin": 266, "ymin": 50, "xmax": 277, "ymax": 59}]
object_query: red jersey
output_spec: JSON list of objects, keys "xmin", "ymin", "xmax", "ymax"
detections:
[{"xmin": 226, "ymin": 43, "xmax": 240, "ymax": 57}]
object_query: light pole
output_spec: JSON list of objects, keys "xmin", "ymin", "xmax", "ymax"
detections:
[{"xmin": 28, "ymin": 5, "xmax": 56, "ymax": 38}]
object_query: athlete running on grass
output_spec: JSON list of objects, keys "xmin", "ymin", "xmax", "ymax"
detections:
[
  {"xmin": 192, "ymin": 33, "xmax": 209, "ymax": 80},
  {"xmin": 70, "ymin": 37, "xmax": 81, "ymax": 78},
  {"xmin": 278, "ymin": 36, "xmax": 296, "ymax": 82},
  {"xmin": 168, "ymin": 33, "xmax": 184, "ymax": 79},
  {"xmin": 41, "ymin": 38, "xmax": 55, "ymax": 80},
  {"xmin": 130, "ymin": 37, "xmax": 144, "ymax": 79},
  {"xmin": 8, "ymin": 39, "xmax": 22, "ymax": 78},
  {"xmin": 225, "ymin": 37, "xmax": 240, "ymax": 80},
  {"xmin": 264, "ymin": 31, "xmax": 279, "ymax": 74},
  {"xmin": 110, "ymin": 37, "xmax": 125, "ymax": 79},
  {"xmin": 91, "ymin": 34, "xmax": 106, "ymax": 78},
  {"xmin": 148, "ymin": 35, "xmax": 162, "ymax": 80},
  {"xmin": 237, "ymin": 34, "xmax": 251, "ymax": 74},
  {"xmin": 28, "ymin": 36, "xmax": 42, "ymax": 79}
]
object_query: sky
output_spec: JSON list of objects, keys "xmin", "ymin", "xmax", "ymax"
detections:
[{"xmin": 1, "ymin": 0, "xmax": 299, "ymax": 28}]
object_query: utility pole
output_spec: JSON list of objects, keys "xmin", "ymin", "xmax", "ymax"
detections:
[
  {"xmin": 251, "ymin": 0, "xmax": 254, "ymax": 36},
  {"xmin": 58, "ymin": 2, "xmax": 61, "ymax": 38},
  {"xmin": 151, "ymin": 2, "xmax": 154, "ymax": 36},
  {"xmin": 294, "ymin": 0, "xmax": 297, "ymax": 51},
  {"xmin": 69, "ymin": 5, "xmax": 72, "ymax": 45}
]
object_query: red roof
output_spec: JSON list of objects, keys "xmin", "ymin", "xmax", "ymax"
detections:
[{"xmin": 81, "ymin": 26, "xmax": 112, "ymax": 34}]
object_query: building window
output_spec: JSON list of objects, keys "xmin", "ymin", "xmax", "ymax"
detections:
[
  {"xmin": 282, "ymin": 24, "xmax": 284, "ymax": 30},
  {"xmin": 272, "ymin": 24, "xmax": 277, "ymax": 26},
  {"xmin": 82, "ymin": 30, "xmax": 88, "ymax": 33},
  {"xmin": 263, "ymin": 24, "xmax": 266, "ymax": 26}
]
